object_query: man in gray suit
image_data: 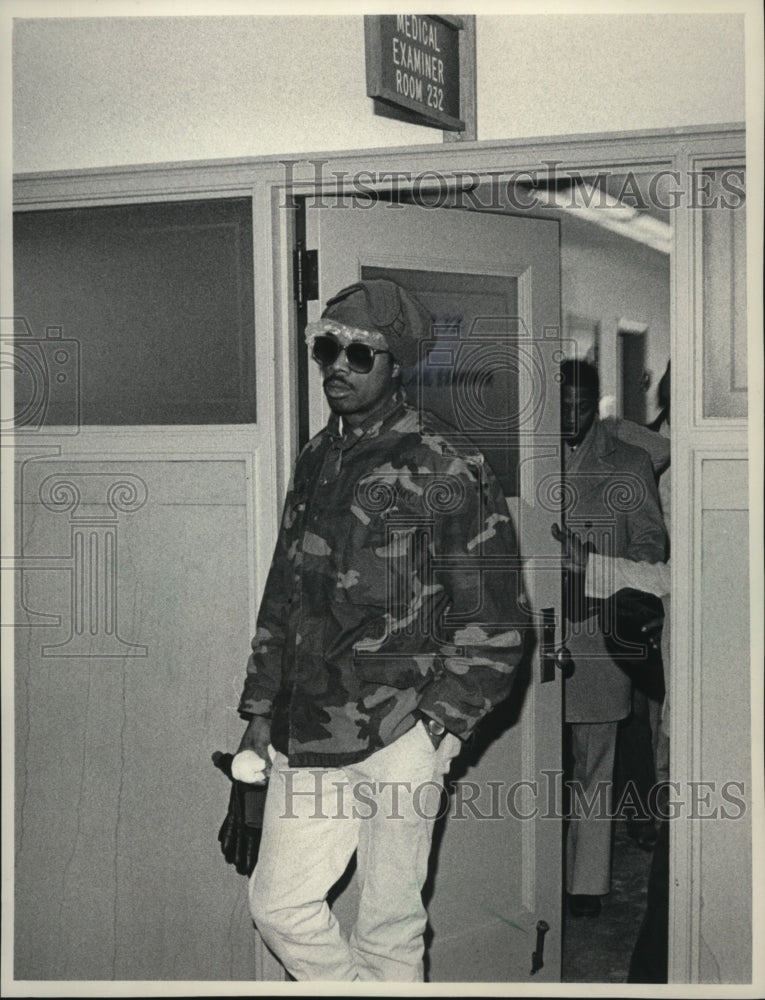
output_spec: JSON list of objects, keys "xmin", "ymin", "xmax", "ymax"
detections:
[{"xmin": 559, "ymin": 360, "xmax": 666, "ymax": 918}]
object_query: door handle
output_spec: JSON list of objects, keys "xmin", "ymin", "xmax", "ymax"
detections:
[
  {"xmin": 529, "ymin": 919, "xmax": 550, "ymax": 975},
  {"xmin": 553, "ymin": 646, "xmax": 574, "ymax": 672},
  {"xmin": 540, "ymin": 608, "xmax": 575, "ymax": 683}
]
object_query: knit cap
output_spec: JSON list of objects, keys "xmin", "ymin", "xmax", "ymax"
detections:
[{"xmin": 319, "ymin": 279, "xmax": 433, "ymax": 368}]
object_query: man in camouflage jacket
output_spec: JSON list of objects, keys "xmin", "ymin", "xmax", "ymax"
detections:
[{"xmin": 237, "ymin": 279, "xmax": 528, "ymax": 981}]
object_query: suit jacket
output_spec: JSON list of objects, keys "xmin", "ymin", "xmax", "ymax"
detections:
[{"xmin": 562, "ymin": 419, "xmax": 667, "ymax": 723}]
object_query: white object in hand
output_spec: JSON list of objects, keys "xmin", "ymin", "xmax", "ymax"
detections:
[{"xmin": 231, "ymin": 749, "xmax": 267, "ymax": 783}]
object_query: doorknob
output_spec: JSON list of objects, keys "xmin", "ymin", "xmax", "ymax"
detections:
[
  {"xmin": 554, "ymin": 646, "xmax": 574, "ymax": 673},
  {"xmin": 540, "ymin": 608, "xmax": 575, "ymax": 683}
]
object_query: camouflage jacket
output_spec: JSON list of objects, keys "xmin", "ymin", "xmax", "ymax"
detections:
[{"xmin": 238, "ymin": 392, "xmax": 529, "ymax": 766}]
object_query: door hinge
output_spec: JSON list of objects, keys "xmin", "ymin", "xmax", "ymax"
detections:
[{"xmin": 294, "ymin": 243, "xmax": 319, "ymax": 309}]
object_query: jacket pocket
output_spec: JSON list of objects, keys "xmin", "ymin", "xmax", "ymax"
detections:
[
  {"xmin": 339, "ymin": 518, "xmax": 427, "ymax": 609},
  {"xmin": 351, "ymin": 610, "xmax": 438, "ymax": 690}
]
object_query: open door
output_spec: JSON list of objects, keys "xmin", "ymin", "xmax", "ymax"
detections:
[{"xmin": 300, "ymin": 197, "xmax": 564, "ymax": 982}]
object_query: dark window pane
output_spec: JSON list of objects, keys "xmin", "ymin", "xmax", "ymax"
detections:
[
  {"xmin": 13, "ymin": 198, "xmax": 255, "ymax": 426},
  {"xmin": 362, "ymin": 265, "xmax": 521, "ymax": 495}
]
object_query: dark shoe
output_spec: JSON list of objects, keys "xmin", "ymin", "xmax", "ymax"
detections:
[
  {"xmin": 568, "ymin": 893, "xmax": 602, "ymax": 918},
  {"xmin": 628, "ymin": 820, "xmax": 659, "ymax": 851},
  {"xmin": 636, "ymin": 824, "xmax": 659, "ymax": 851}
]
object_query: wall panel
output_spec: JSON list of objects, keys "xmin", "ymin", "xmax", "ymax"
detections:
[
  {"xmin": 698, "ymin": 460, "xmax": 751, "ymax": 983},
  {"xmin": 14, "ymin": 456, "xmax": 260, "ymax": 980}
]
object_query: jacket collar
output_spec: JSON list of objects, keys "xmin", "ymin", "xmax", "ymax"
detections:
[
  {"xmin": 567, "ymin": 418, "xmax": 617, "ymax": 468},
  {"xmin": 586, "ymin": 418, "xmax": 620, "ymax": 463},
  {"xmin": 326, "ymin": 387, "xmax": 407, "ymax": 449}
]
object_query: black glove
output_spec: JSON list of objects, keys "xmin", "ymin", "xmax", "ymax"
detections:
[
  {"xmin": 212, "ymin": 750, "xmax": 267, "ymax": 877},
  {"xmin": 562, "ymin": 562, "xmax": 601, "ymax": 624},
  {"xmin": 600, "ymin": 588, "xmax": 665, "ymax": 700}
]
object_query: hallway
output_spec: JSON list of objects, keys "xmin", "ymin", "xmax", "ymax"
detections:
[{"xmin": 562, "ymin": 820, "xmax": 655, "ymax": 983}]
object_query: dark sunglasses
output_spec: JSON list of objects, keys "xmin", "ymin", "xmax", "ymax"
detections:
[{"xmin": 311, "ymin": 335, "xmax": 391, "ymax": 374}]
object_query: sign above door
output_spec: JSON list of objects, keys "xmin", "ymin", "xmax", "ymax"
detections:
[{"xmin": 364, "ymin": 14, "xmax": 465, "ymax": 132}]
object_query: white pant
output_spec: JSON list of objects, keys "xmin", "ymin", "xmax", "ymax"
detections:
[
  {"xmin": 566, "ymin": 720, "xmax": 618, "ymax": 896},
  {"xmin": 249, "ymin": 722, "xmax": 461, "ymax": 981}
]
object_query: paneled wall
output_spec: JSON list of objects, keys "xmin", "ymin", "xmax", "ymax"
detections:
[
  {"xmin": 14, "ymin": 454, "xmax": 260, "ymax": 979},
  {"xmin": 698, "ymin": 459, "xmax": 750, "ymax": 982},
  {"xmin": 671, "ymin": 149, "xmax": 752, "ymax": 983},
  {"xmin": 700, "ymin": 169, "xmax": 748, "ymax": 419}
]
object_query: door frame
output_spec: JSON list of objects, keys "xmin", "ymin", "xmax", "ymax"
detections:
[
  {"xmin": 12, "ymin": 122, "xmax": 752, "ymax": 984},
  {"xmin": 299, "ymin": 198, "xmax": 566, "ymax": 981},
  {"xmin": 246, "ymin": 123, "xmax": 750, "ymax": 984}
]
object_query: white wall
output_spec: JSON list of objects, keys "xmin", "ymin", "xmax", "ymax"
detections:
[
  {"xmin": 477, "ymin": 13, "xmax": 745, "ymax": 140},
  {"xmin": 559, "ymin": 215, "xmax": 670, "ymax": 421},
  {"xmin": 10, "ymin": 11, "xmax": 746, "ymax": 174}
]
